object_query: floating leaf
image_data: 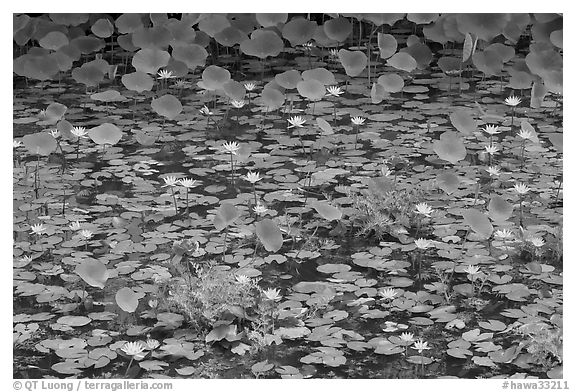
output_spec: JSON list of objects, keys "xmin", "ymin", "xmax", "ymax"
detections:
[
  {"xmin": 401, "ymin": 42, "xmax": 433, "ymax": 69},
  {"xmin": 255, "ymin": 219, "xmax": 283, "ymax": 252},
  {"xmin": 437, "ymin": 171, "xmax": 460, "ymax": 194},
  {"xmin": 75, "ymin": 260, "xmax": 109, "ymax": 289},
  {"xmin": 433, "ymin": 131, "xmax": 467, "ymax": 164},
  {"xmin": 275, "ymin": 70, "xmax": 302, "ymax": 89},
  {"xmin": 256, "ymin": 14, "xmax": 288, "ymax": 27},
  {"xmin": 122, "ymin": 71, "xmax": 154, "ymax": 93},
  {"xmin": 462, "ymin": 33, "xmax": 474, "ymax": 62},
  {"xmin": 302, "ymin": 68, "xmax": 336, "ymax": 85},
  {"xmin": 151, "ymin": 94, "xmax": 182, "ymax": 120},
  {"xmin": 324, "ymin": 17, "xmax": 352, "ymax": 42},
  {"xmin": 462, "ymin": 209, "xmax": 493, "ymax": 238},
  {"xmin": 338, "ymin": 49, "xmax": 367, "ymax": 77},
  {"xmin": 172, "ymin": 44, "xmax": 208, "ymax": 70},
  {"xmin": 39, "ymin": 31, "xmax": 69, "ymax": 51},
  {"xmin": 311, "ymin": 201, "xmax": 342, "ymax": 221},
  {"xmin": 23, "ymin": 132, "xmax": 57, "ymax": 156},
  {"xmin": 260, "ymin": 87, "xmax": 285, "ymax": 110},
  {"xmin": 449, "ymin": 109, "xmax": 477, "ymax": 135},
  {"xmin": 213, "ymin": 203, "xmax": 240, "ymax": 231},
  {"xmin": 296, "ymin": 80, "xmax": 325, "ymax": 101},
  {"xmin": 377, "ymin": 73, "xmax": 404, "ymax": 93},
  {"xmin": 57, "ymin": 315, "xmax": 92, "ymax": 327},
  {"xmin": 377, "ymin": 33, "xmax": 397, "ymax": 59},
  {"xmin": 371, "ymin": 82, "xmax": 388, "ymax": 104},
  {"xmin": 132, "ymin": 48, "xmax": 170, "ymax": 74},
  {"xmin": 316, "ymin": 118, "xmax": 333, "ymax": 135},
  {"xmin": 89, "ymin": 123, "xmax": 122, "ymax": 146},
  {"xmin": 251, "ymin": 360, "xmax": 274, "ymax": 375},
  {"xmin": 240, "ymin": 29, "xmax": 284, "ymax": 59},
  {"xmin": 202, "ymin": 65, "xmax": 231, "ymax": 91},
  {"xmin": 91, "ymin": 90, "xmax": 126, "ymax": 103},
  {"xmin": 91, "ymin": 18, "xmax": 114, "ymax": 39},
  {"xmin": 488, "ymin": 196, "xmax": 513, "ymax": 222},
  {"xmin": 387, "ymin": 52, "xmax": 417, "ymax": 72},
  {"xmin": 282, "ymin": 17, "xmax": 317, "ymax": 46},
  {"xmin": 115, "ymin": 287, "xmax": 139, "ymax": 313}
]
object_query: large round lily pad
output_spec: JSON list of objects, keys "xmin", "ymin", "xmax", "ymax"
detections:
[
  {"xmin": 89, "ymin": 123, "xmax": 123, "ymax": 146},
  {"xmin": 151, "ymin": 94, "xmax": 183, "ymax": 120}
]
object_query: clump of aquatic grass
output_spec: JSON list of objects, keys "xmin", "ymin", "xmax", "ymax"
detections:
[
  {"xmin": 164, "ymin": 262, "xmax": 261, "ymax": 330},
  {"xmin": 347, "ymin": 177, "xmax": 423, "ymax": 240}
]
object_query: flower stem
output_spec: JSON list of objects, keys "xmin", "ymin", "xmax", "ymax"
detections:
[
  {"xmin": 124, "ymin": 357, "xmax": 134, "ymax": 377},
  {"xmin": 170, "ymin": 187, "xmax": 178, "ymax": 215}
]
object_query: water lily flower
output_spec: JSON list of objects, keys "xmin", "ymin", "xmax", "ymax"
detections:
[
  {"xmin": 495, "ymin": 229, "xmax": 514, "ymax": 240},
  {"xmin": 262, "ymin": 288, "xmax": 282, "ymax": 301},
  {"xmin": 161, "ymin": 176, "xmax": 179, "ymax": 187},
  {"xmin": 148, "ymin": 299, "xmax": 158, "ymax": 309},
  {"xmin": 30, "ymin": 223, "xmax": 47, "ymax": 235},
  {"xmin": 414, "ymin": 202, "xmax": 433, "ymax": 217},
  {"xmin": 173, "ymin": 79, "xmax": 187, "ymax": 89},
  {"xmin": 121, "ymin": 341, "xmax": 145, "ymax": 356},
  {"xmin": 13, "ymin": 140, "xmax": 23, "ymax": 148},
  {"xmin": 199, "ymin": 105, "xmax": 213, "ymax": 116},
  {"xmin": 157, "ymin": 69, "xmax": 174, "ymax": 79},
  {"xmin": 379, "ymin": 287, "xmax": 398, "ymax": 300},
  {"xmin": 49, "ymin": 129, "xmax": 60, "ymax": 139},
  {"xmin": 244, "ymin": 82, "xmax": 257, "ymax": 91},
  {"xmin": 514, "ymin": 183, "xmax": 530, "ymax": 195},
  {"xmin": 400, "ymin": 332, "xmax": 415, "ymax": 343},
  {"xmin": 145, "ymin": 338, "xmax": 160, "ymax": 350},
  {"xmin": 326, "ymin": 86, "xmax": 344, "ymax": 97},
  {"xmin": 221, "ymin": 141, "xmax": 240, "ymax": 155},
  {"xmin": 302, "ymin": 41, "xmax": 315, "ymax": 50},
  {"xmin": 486, "ymin": 166, "xmax": 501, "ymax": 177},
  {"xmin": 351, "ymin": 116, "xmax": 366, "ymax": 126},
  {"xmin": 287, "ymin": 115, "xmax": 306, "ymax": 129},
  {"xmin": 518, "ymin": 129, "xmax": 535, "ymax": 140},
  {"xmin": 179, "ymin": 178, "xmax": 198, "ymax": 188},
  {"xmin": 253, "ymin": 203, "xmax": 269, "ymax": 215},
  {"xmin": 79, "ymin": 229, "xmax": 93, "ymax": 240},
  {"xmin": 484, "ymin": 144, "xmax": 499, "ymax": 155},
  {"xmin": 529, "ymin": 237, "xmax": 545, "ymax": 247},
  {"xmin": 414, "ymin": 238, "xmax": 432, "ymax": 250},
  {"xmin": 483, "ymin": 125, "xmax": 501, "ymax": 135},
  {"xmin": 71, "ymin": 126, "xmax": 88, "ymax": 138},
  {"xmin": 329, "ymin": 48, "xmax": 339, "ymax": 58},
  {"xmin": 231, "ymin": 100, "xmax": 246, "ymax": 109},
  {"xmin": 412, "ymin": 339, "xmax": 431, "ymax": 353},
  {"xmin": 236, "ymin": 275, "xmax": 250, "ymax": 284},
  {"xmin": 69, "ymin": 221, "xmax": 82, "ymax": 231},
  {"xmin": 505, "ymin": 95, "xmax": 522, "ymax": 107},
  {"xmin": 463, "ymin": 265, "xmax": 481, "ymax": 276},
  {"xmin": 245, "ymin": 171, "xmax": 262, "ymax": 184}
]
